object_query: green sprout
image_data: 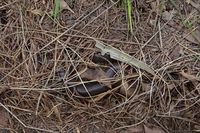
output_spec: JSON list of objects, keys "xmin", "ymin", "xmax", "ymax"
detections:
[
  {"xmin": 53, "ymin": 0, "xmax": 61, "ymax": 20},
  {"xmin": 124, "ymin": 0, "xmax": 133, "ymax": 34}
]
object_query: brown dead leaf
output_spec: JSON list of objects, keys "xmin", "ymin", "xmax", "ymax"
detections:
[
  {"xmin": 80, "ymin": 68, "xmax": 111, "ymax": 88},
  {"xmin": 0, "ymin": 107, "xmax": 10, "ymax": 128},
  {"xmin": 144, "ymin": 125, "xmax": 165, "ymax": 133},
  {"xmin": 80, "ymin": 68, "xmax": 108, "ymax": 81},
  {"xmin": 162, "ymin": 10, "xmax": 176, "ymax": 21},
  {"xmin": 53, "ymin": 105, "xmax": 62, "ymax": 123},
  {"xmin": 47, "ymin": 103, "xmax": 62, "ymax": 122},
  {"xmin": 60, "ymin": 0, "xmax": 74, "ymax": 13},
  {"xmin": 169, "ymin": 46, "xmax": 183, "ymax": 60},
  {"xmin": 180, "ymin": 70, "xmax": 200, "ymax": 81}
]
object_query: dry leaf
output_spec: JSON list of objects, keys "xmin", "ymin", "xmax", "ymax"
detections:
[
  {"xmin": 80, "ymin": 68, "xmax": 108, "ymax": 81},
  {"xmin": 169, "ymin": 46, "xmax": 183, "ymax": 60},
  {"xmin": 80, "ymin": 68, "xmax": 111, "ymax": 87},
  {"xmin": 53, "ymin": 105, "xmax": 62, "ymax": 123},
  {"xmin": 162, "ymin": 10, "xmax": 176, "ymax": 21},
  {"xmin": 47, "ymin": 104, "xmax": 62, "ymax": 122},
  {"xmin": 180, "ymin": 70, "xmax": 200, "ymax": 81},
  {"xmin": 60, "ymin": 0, "xmax": 74, "ymax": 13}
]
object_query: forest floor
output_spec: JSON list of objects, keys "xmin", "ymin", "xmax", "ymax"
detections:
[{"xmin": 0, "ymin": 0, "xmax": 200, "ymax": 133}]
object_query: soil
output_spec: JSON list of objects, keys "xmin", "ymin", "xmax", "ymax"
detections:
[{"xmin": 0, "ymin": 0, "xmax": 200, "ymax": 133}]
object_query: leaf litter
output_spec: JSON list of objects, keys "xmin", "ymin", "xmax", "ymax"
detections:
[{"xmin": 0, "ymin": 0, "xmax": 200, "ymax": 132}]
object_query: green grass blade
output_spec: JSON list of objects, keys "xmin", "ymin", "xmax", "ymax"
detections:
[
  {"xmin": 53, "ymin": 0, "xmax": 61, "ymax": 20},
  {"xmin": 126, "ymin": 0, "xmax": 133, "ymax": 33}
]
